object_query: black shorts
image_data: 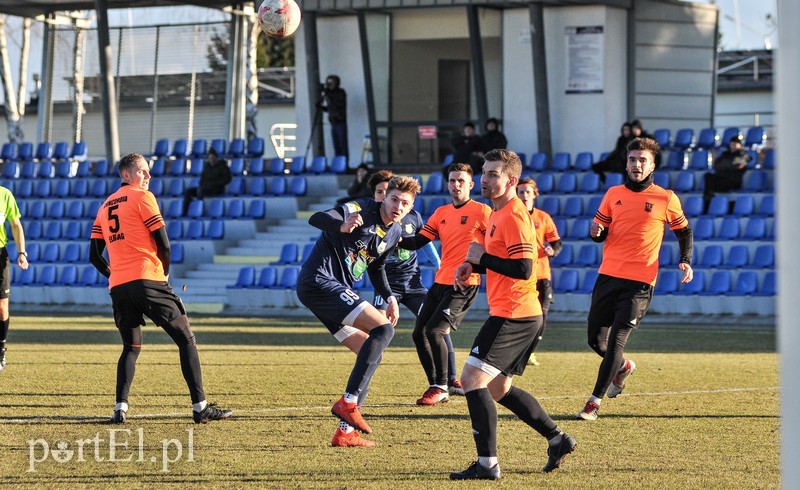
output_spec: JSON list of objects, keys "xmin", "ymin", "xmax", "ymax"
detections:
[
  {"xmin": 537, "ymin": 279, "xmax": 553, "ymax": 310},
  {"xmin": 0, "ymin": 248, "xmax": 10, "ymax": 299},
  {"xmin": 374, "ymin": 289, "xmax": 426, "ymax": 316},
  {"xmin": 417, "ymin": 282, "xmax": 479, "ymax": 332},
  {"xmin": 588, "ymin": 274, "xmax": 653, "ymax": 329},
  {"xmin": 110, "ymin": 280, "xmax": 187, "ymax": 329},
  {"xmin": 467, "ymin": 315, "xmax": 542, "ymax": 377},
  {"xmin": 296, "ymin": 276, "xmax": 369, "ymax": 337}
]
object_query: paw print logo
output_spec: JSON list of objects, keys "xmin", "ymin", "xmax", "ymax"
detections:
[{"xmin": 51, "ymin": 440, "xmax": 74, "ymax": 463}]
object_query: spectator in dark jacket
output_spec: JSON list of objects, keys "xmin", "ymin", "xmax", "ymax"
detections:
[
  {"xmin": 449, "ymin": 121, "xmax": 484, "ymax": 177},
  {"xmin": 592, "ymin": 122, "xmax": 633, "ymax": 183},
  {"xmin": 703, "ymin": 135, "xmax": 752, "ymax": 211},
  {"xmin": 318, "ymin": 75, "xmax": 348, "ymax": 160},
  {"xmin": 481, "ymin": 117, "xmax": 508, "ymax": 153},
  {"xmin": 336, "ymin": 163, "xmax": 372, "ymax": 204},
  {"xmin": 183, "ymin": 148, "xmax": 232, "ymax": 215}
]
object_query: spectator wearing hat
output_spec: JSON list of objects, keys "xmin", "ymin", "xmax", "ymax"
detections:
[
  {"xmin": 481, "ymin": 118, "xmax": 508, "ymax": 154},
  {"xmin": 183, "ymin": 148, "xmax": 232, "ymax": 215},
  {"xmin": 703, "ymin": 135, "xmax": 752, "ymax": 212}
]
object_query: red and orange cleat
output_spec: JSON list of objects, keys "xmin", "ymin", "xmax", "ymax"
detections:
[
  {"xmin": 416, "ymin": 387, "xmax": 449, "ymax": 406},
  {"xmin": 331, "ymin": 428, "xmax": 375, "ymax": 447},
  {"xmin": 331, "ymin": 396, "xmax": 372, "ymax": 434}
]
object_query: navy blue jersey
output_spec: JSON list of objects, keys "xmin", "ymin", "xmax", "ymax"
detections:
[
  {"xmin": 384, "ymin": 210, "xmax": 425, "ymax": 290},
  {"xmin": 299, "ymin": 198, "xmax": 401, "ymax": 301}
]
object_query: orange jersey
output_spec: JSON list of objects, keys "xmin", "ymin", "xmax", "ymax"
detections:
[
  {"xmin": 91, "ymin": 184, "xmax": 167, "ymax": 288},
  {"xmin": 420, "ymin": 199, "xmax": 491, "ymax": 286},
  {"xmin": 594, "ymin": 184, "xmax": 688, "ymax": 286},
  {"xmin": 484, "ymin": 197, "xmax": 541, "ymax": 318},
  {"xmin": 530, "ymin": 207, "xmax": 560, "ymax": 281}
]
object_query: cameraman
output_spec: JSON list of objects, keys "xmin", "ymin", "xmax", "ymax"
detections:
[{"xmin": 317, "ymin": 75, "xmax": 348, "ymax": 161}]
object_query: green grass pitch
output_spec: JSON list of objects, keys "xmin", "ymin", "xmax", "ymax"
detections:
[{"xmin": 0, "ymin": 314, "xmax": 779, "ymax": 488}]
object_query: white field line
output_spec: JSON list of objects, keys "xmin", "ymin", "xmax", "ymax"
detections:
[{"xmin": 0, "ymin": 386, "xmax": 780, "ymax": 424}]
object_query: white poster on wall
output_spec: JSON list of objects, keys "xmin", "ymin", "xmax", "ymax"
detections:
[{"xmin": 565, "ymin": 26, "xmax": 604, "ymax": 94}]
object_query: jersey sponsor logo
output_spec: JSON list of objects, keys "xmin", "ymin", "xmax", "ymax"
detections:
[
  {"xmin": 344, "ymin": 201, "xmax": 362, "ymax": 213},
  {"xmin": 644, "ymin": 202, "xmax": 653, "ymax": 213},
  {"xmin": 615, "ymin": 200, "xmax": 622, "ymax": 206},
  {"xmin": 376, "ymin": 227, "xmax": 387, "ymax": 238},
  {"xmin": 440, "ymin": 219, "xmax": 446, "ymax": 225},
  {"xmin": 404, "ymin": 223, "xmax": 414, "ymax": 234},
  {"xmin": 367, "ymin": 228, "xmax": 377, "ymax": 234},
  {"xmin": 460, "ymin": 216, "xmax": 467, "ymax": 224},
  {"xmin": 442, "ymin": 308, "xmax": 451, "ymax": 316}
]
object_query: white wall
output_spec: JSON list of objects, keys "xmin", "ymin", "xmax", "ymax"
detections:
[
  {"xmin": 715, "ymin": 90, "xmax": 775, "ymax": 138},
  {"xmin": 543, "ymin": 5, "xmax": 628, "ymax": 156},
  {"xmin": 502, "ymin": 9, "xmax": 537, "ymax": 154}
]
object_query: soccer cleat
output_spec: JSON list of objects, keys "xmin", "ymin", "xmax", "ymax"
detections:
[
  {"xmin": 332, "ymin": 396, "xmax": 372, "ymax": 434},
  {"xmin": 543, "ymin": 433, "xmax": 577, "ymax": 472},
  {"xmin": 0, "ymin": 347, "xmax": 6, "ymax": 373},
  {"xmin": 193, "ymin": 402, "xmax": 233, "ymax": 424},
  {"xmin": 109, "ymin": 409, "xmax": 126, "ymax": 424},
  {"xmin": 416, "ymin": 387, "xmax": 449, "ymax": 406},
  {"xmin": 331, "ymin": 428, "xmax": 375, "ymax": 447},
  {"xmin": 577, "ymin": 400, "xmax": 600, "ymax": 421},
  {"xmin": 607, "ymin": 359, "xmax": 637, "ymax": 398},
  {"xmin": 448, "ymin": 379, "xmax": 465, "ymax": 396},
  {"xmin": 450, "ymin": 461, "xmax": 501, "ymax": 480},
  {"xmin": 527, "ymin": 353, "xmax": 540, "ymax": 366}
]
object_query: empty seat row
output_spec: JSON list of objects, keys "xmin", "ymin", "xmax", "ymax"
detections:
[
  {"xmin": 165, "ymin": 219, "xmax": 225, "ymax": 241},
  {"xmin": 665, "ymin": 216, "xmax": 773, "ymax": 241},
  {"xmin": 2, "ymin": 159, "xmax": 108, "ymax": 180},
  {"xmin": 172, "ymin": 198, "xmax": 266, "ymax": 220},
  {"xmin": 227, "ymin": 266, "xmax": 300, "ymax": 289},
  {"xmin": 0, "ymin": 141, "xmax": 87, "ymax": 164},
  {"xmin": 5, "ymin": 242, "xmax": 184, "ymax": 265},
  {"xmin": 653, "ymin": 126, "xmax": 766, "ymax": 152},
  {"xmin": 148, "ymin": 137, "xmax": 264, "ymax": 160},
  {"xmin": 661, "ymin": 243, "xmax": 775, "ymax": 269},
  {"xmin": 684, "ymin": 194, "xmax": 774, "ymax": 218},
  {"xmin": 12, "ymin": 264, "xmax": 108, "ymax": 287}
]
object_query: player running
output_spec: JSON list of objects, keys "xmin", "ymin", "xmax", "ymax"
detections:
[
  {"xmin": 450, "ymin": 150, "xmax": 575, "ymax": 480},
  {"xmin": 577, "ymin": 137, "xmax": 693, "ymax": 421},
  {"xmin": 89, "ymin": 153, "xmax": 232, "ymax": 424},
  {"xmin": 400, "ymin": 163, "xmax": 491, "ymax": 406},
  {"xmin": 297, "ymin": 175, "xmax": 420, "ymax": 447}
]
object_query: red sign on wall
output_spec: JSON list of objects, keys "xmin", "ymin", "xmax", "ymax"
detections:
[{"xmin": 418, "ymin": 126, "xmax": 437, "ymax": 139}]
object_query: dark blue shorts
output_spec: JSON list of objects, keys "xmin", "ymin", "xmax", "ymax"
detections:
[
  {"xmin": 373, "ymin": 288, "xmax": 427, "ymax": 316},
  {"xmin": 296, "ymin": 275, "xmax": 370, "ymax": 338}
]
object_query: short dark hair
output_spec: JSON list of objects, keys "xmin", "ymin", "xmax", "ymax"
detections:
[
  {"xmin": 356, "ymin": 163, "xmax": 370, "ymax": 172},
  {"xmin": 626, "ymin": 137, "xmax": 660, "ymax": 158},
  {"xmin": 447, "ymin": 162, "xmax": 473, "ymax": 176},
  {"xmin": 118, "ymin": 153, "xmax": 145, "ymax": 175},
  {"xmin": 368, "ymin": 169, "xmax": 394, "ymax": 195},
  {"xmin": 463, "ymin": 121, "xmax": 475, "ymax": 129},
  {"xmin": 483, "ymin": 149, "xmax": 522, "ymax": 179},
  {"xmin": 208, "ymin": 147, "xmax": 218, "ymax": 157}
]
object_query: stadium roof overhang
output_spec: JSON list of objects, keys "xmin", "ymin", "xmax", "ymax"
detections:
[{"xmin": 0, "ymin": 0, "xmax": 230, "ymax": 19}]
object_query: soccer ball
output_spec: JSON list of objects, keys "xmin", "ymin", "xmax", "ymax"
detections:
[{"xmin": 257, "ymin": 0, "xmax": 301, "ymax": 38}]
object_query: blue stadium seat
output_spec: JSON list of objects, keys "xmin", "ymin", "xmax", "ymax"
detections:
[
  {"xmin": 671, "ymin": 128, "xmax": 694, "ymax": 151},
  {"xmin": 717, "ymin": 216, "xmax": 741, "ymax": 240},
  {"xmin": 309, "ymin": 156, "xmax": 327, "ymax": 174},
  {"xmin": 228, "ymin": 177, "xmax": 245, "ymax": 196},
  {"xmin": 229, "ymin": 158, "xmax": 246, "ymax": 176},
  {"xmin": 550, "ymin": 244, "xmax": 573, "ymax": 267},
  {"xmin": 653, "ymin": 172, "xmax": 670, "ymax": 189},
  {"xmin": 35, "ymin": 142, "xmax": 51, "ymax": 162},
  {"xmin": 267, "ymin": 157, "xmax": 285, "ymax": 175},
  {"xmin": 172, "ymin": 243, "xmax": 184, "ymax": 263},
  {"xmin": 567, "ymin": 218, "xmax": 591, "ymax": 240},
  {"xmin": 288, "ymin": 157, "xmax": 305, "ymax": 175},
  {"xmin": 428, "ymin": 197, "xmax": 447, "ymax": 214},
  {"xmin": 0, "ymin": 142, "xmax": 16, "ymax": 161},
  {"xmin": 247, "ymin": 137, "xmax": 265, "ymax": 158},
  {"xmin": 18, "ymin": 161, "xmax": 35, "ymax": 178},
  {"xmin": 228, "ymin": 267, "xmax": 257, "ymax": 288},
  {"xmin": 62, "ymin": 243, "xmax": 82, "ymax": 263},
  {"xmin": 47, "ymin": 200, "xmax": 65, "ymax": 219},
  {"xmin": 44, "ymin": 221, "xmax": 61, "ymax": 240},
  {"xmin": 64, "ymin": 221, "xmax": 82, "ymax": 241},
  {"xmin": 79, "ymin": 266, "xmax": 100, "ymax": 286},
  {"xmin": 66, "ymin": 201, "xmax": 84, "ymax": 220},
  {"xmin": 655, "ymin": 270, "xmax": 680, "ymax": 294},
  {"xmin": 167, "ymin": 178, "xmax": 185, "ymax": 197},
  {"xmin": 171, "ymin": 139, "xmax": 189, "ymax": 159},
  {"xmin": 604, "ymin": 173, "xmax": 624, "ymax": 189},
  {"xmin": 575, "ymin": 244, "xmax": 599, "ymax": 266},
  {"xmin": 562, "ymin": 197, "xmax": 583, "ymax": 218},
  {"xmin": 731, "ymin": 195, "xmax": 755, "ymax": 216},
  {"xmin": 36, "ymin": 265, "xmax": 58, "ymax": 286},
  {"xmin": 33, "ymin": 180, "xmax": 51, "ymax": 198},
  {"xmin": 554, "ymin": 269, "xmax": 579, "ymax": 293},
  {"xmin": 207, "ymin": 199, "xmax": 225, "ymax": 219},
  {"xmin": 69, "ymin": 179, "xmax": 88, "ymax": 198},
  {"xmin": 42, "ymin": 243, "xmax": 60, "ymax": 263},
  {"xmin": 577, "ymin": 270, "xmax": 599, "ymax": 294},
  {"xmin": 730, "ymin": 271, "xmax": 758, "ymax": 296},
  {"xmin": 148, "ymin": 178, "xmax": 164, "ymax": 196},
  {"xmin": 70, "ymin": 141, "xmax": 87, "ymax": 161},
  {"xmin": 151, "ymin": 138, "xmax": 169, "ymax": 159},
  {"xmin": 551, "ymin": 152, "xmax": 570, "ymax": 171},
  {"xmin": 1, "ymin": 161, "xmax": 18, "ymax": 179},
  {"xmin": 75, "ymin": 160, "xmax": 91, "ymax": 178},
  {"xmin": 424, "ymin": 173, "xmax": 444, "ymax": 195},
  {"xmin": 248, "ymin": 177, "xmax": 268, "ymax": 196},
  {"xmin": 165, "ymin": 200, "xmax": 183, "ymax": 219},
  {"xmin": 556, "ymin": 173, "xmax": 577, "ymax": 193},
  {"xmin": 168, "ymin": 159, "xmax": 186, "ymax": 176},
  {"xmin": 330, "ymin": 156, "xmax": 348, "ymax": 174},
  {"xmin": 206, "ymin": 219, "xmax": 224, "ymax": 239},
  {"xmin": 664, "ymin": 151, "xmax": 685, "ymax": 170},
  {"xmin": 688, "ymin": 150, "xmax": 710, "ymax": 170},
  {"xmin": 578, "ymin": 173, "xmax": 600, "ymax": 193},
  {"xmin": 742, "ymin": 216, "xmax": 767, "ymax": 240},
  {"xmin": 93, "ymin": 159, "xmax": 110, "ymax": 178},
  {"xmin": 683, "ymin": 196, "xmax": 703, "ymax": 218},
  {"xmin": 188, "ymin": 158, "xmax": 204, "ymax": 176},
  {"xmin": 527, "ymin": 153, "xmax": 547, "ymax": 171},
  {"xmin": 653, "ymin": 129, "xmax": 671, "ymax": 148},
  {"xmin": 659, "ymin": 243, "xmax": 675, "ymax": 267},
  {"xmin": 692, "ymin": 217, "xmax": 714, "ymax": 240},
  {"xmin": 751, "ymin": 244, "xmax": 774, "ymax": 269},
  {"xmin": 725, "ymin": 245, "xmax": 749, "ymax": 268},
  {"xmin": 762, "ymin": 148, "xmax": 775, "ymax": 169},
  {"xmin": 290, "ymin": 177, "xmax": 307, "ymax": 196},
  {"xmin": 413, "ymin": 197, "xmax": 425, "ymax": 217},
  {"xmin": 210, "ymin": 138, "xmax": 226, "ymax": 156},
  {"xmin": 268, "ymin": 177, "xmax": 287, "ymax": 196},
  {"xmin": 540, "ymin": 197, "xmax": 559, "ymax": 217},
  {"xmin": 184, "ymin": 220, "xmax": 204, "ymax": 240},
  {"xmin": 705, "ymin": 195, "xmax": 729, "ymax": 217},
  {"xmin": 186, "ymin": 200, "xmax": 204, "ymax": 219},
  {"xmin": 694, "ymin": 128, "xmax": 718, "ymax": 150},
  {"xmin": 276, "ymin": 267, "xmax": 299, "ymax": 289},
  {"xmin": 673, "ymin": 171, "xmax": 695, "ymax": 192},
  {"xmin": 573, "ymin": 152, "xmax": 593, "ymax": 171},
  {"xmin": 166, "ymin": 221, "xmax": 182, "ymax": 240},
  {"xmin": 58, "ymin": 265, "xmax": 79, "ymax": 286},
  {"xmin": 758, "ymin": 271, "xmax": 776, "ymax": 296},
  {"xmin": 698, "ymin": 244, "xmax": 723, "ymax": 268},
  {"xmin": 701, "ymin": 270, "xmax": 731, "ymax": 295},
  {"xmin": 28, "ymin": 201, "xmax": 46, "ymax": 220},
  {"xmin": 24, "ymin": 243, "xmax": 41, "ymax": 262},
  {"xmin": 273, "ymin": 243, "xmax": 299, "ymax": 265},
  {"xmin": 53, "ymin": 179, "xmax": 70, "ymax": 199},
  {"xmin": 36, "ymin": 161, "xmax": 55, "ymax": 178},
  {"xmin": 298, "ymin": 243, "xmax": 314, "ymax": 264},
  {"xmin": 190, "ymin": 139, "xmax": 207, "ymax": 159},
  {"xmin": 536, "ymin": 172, "xmax": 555, "ymax": 193},
  {"xmin": 55, "ymin": 160, "xmax": 73, "ymax": 178},
  {"xmin": 676, "ymin": 270, "xmax": 705, "ymax": 295},
  {"xmin": 586, "ymin": 196, "xmax": 602, "ymax": 217},
  {"xmin": 743, "ymin": 170, "xmax": 769, "ymax": 192},
  {"xmin": 15, "ymin": 265, "xmax": 35, "ymax": 286},
  {"xmin": 227, "ymin": 138, "xmax": 245, "ymax": 158},
  {"xmin": 226, "ymin": 199, "xmax": 245, "ymax": 219},
  {"xmin": 743, "ymin": 126, "xmax": 766, "ymax": 149},
  {"xmin": 257, "ymin": 266, "xmax": 278, "ymax": 288},
  {"xmin": 441, "ymin": 154, "xmax": 454, "ymax": 169},
  {"xmin": 17, "ymin": 142, "xmax": 33, "ymax": 162},
  {"xmin": 718, "ymin": 127, "xmax": 741, "ymax": 148},
  {"xmin": 87, "ymin": 200, "xmax": 103, "ymax": 220}
]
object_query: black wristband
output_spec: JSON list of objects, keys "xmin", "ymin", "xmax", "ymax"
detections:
[{"xmin": 18, "ymin": 251, "xmax": 27, "ymax": 258}]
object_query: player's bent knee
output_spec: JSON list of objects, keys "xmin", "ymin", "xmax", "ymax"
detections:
[
  {"xmin": 352, "ymin": 303, "xmax": 390, "ymax": 331},
  {"xmin": 164, "ymin": 315, "xmax": 196, "ymax": 346}
]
